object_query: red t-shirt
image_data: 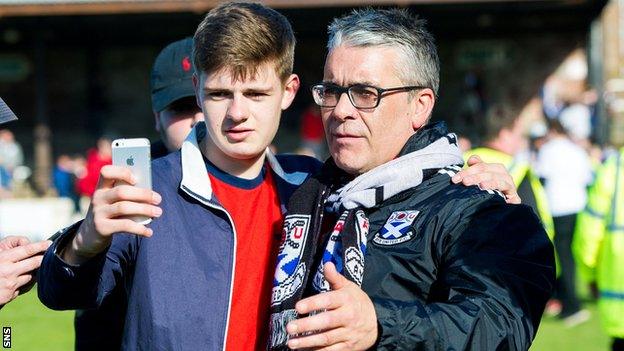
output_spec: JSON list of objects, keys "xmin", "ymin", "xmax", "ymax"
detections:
[{"xmin": 208, "ymin": 162, "xmax": 283, "ymax": 351}]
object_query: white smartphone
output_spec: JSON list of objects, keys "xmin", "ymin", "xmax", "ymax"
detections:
[{"xmin": 112, "ymin": 138, "xmax": 152, "ymax": 225}]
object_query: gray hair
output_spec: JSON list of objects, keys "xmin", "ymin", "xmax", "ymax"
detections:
[{"xmin": 327, "ymin": 8, "xmax": 440, "ymax": 95}]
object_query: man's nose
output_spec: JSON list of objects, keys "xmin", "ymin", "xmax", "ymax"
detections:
[
  {"xmin": 331, "ymin": 92, "xmax": 356, "ymax": 121},
  {"xmin": 227, "ymin": 94, "xmax": 249, "ymax": 122}
]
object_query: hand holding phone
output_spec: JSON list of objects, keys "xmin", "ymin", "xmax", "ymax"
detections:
[{"xmin": 60, "ymin": 138, "xmax": 161, "ymax": 266}]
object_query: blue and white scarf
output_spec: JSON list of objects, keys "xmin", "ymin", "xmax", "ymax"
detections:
[{"xmin": 269, "ymin": 133, "xmax": 463, "ymax": 350}]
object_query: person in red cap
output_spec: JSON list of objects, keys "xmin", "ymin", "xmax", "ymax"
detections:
[{"xmin": 150, "ymin": 37, "xmax": 204, "ymax": 159}]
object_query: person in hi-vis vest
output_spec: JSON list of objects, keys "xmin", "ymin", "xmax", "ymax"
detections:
[{"xmin": 574, "ymin": 148, "xmax": 624, "ymax": 351}]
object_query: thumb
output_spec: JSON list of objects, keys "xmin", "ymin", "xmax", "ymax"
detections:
[
  {"xmin": 324, "ymin": 262, "xmax": 348, "ymax": 290},
  {"xmin": 467, "ymin": 154, "xmax": 482, "ymax": 166}
]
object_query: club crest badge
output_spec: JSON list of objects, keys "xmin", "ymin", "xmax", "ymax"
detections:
[
  {"xmin": 272, "ymin": 214, "xmax": 311, "ymax": 306},
  {"xmin": 373, "ymin": 210, "xmax": 419, "ymax": 246},
  {"xmin": 312, "ymin": 213, "xmax": 346, "ymax": 292}
]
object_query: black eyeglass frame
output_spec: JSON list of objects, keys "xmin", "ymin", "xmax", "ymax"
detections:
[{"xmin": 311, "ymin": 83, "xmax": 432, "ymax": 109}]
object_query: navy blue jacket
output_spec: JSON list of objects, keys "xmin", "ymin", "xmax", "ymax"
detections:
[{"xmin": 38, "ymin": 124, "xmax": 320, "ymax": 350}]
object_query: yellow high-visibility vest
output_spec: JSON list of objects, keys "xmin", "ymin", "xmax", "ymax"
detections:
[{"xmin": 573, "ymin": 149, "xmax": 624, "ymax": 338}]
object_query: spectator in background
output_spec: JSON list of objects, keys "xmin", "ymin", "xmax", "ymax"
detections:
[
  {"xmin": 574, "ymin": 146, "xmax": 624, "ymax": 351},
  {"xmin": 0, "ymin": 129, "xmax": 23, "ymax": 174},
  {"xmin": 0, "ymin": 97, "xmax": 51, "ymax": 308},
  {"xmin": 0, "ymin": 236, "xmax": 51, "ymax": 308},
  {"xmin": 76, "ymin": 136, "xmax": 112, "ymax": 198},
  {"xmin": 457, "ymin": 135, "xmax": 472, "ymax": 153},
  {"xmin": 52, "ymin": 154, "xmax": 81, "ymax": 213},
  {"xmin": 0, "ymin": 129, "xmax": 23, "ymax": 190},
  {"xmin": 150, "ymin": 37, "xmax": 204, "ymax": 159},
  {"xmin": 559, "ymin": 101, "xmax": 591, "ymax": 145},
  {"xmin": 537, "ymin": 119, "xmax": 592, "ymax": 326},
  {"xmin": 466, "ymin": 103, "xmax": 556, "ymax": 243},
  {"xmin": 298, "ymin": 102, "xmax": 325, "ymax": 159}
]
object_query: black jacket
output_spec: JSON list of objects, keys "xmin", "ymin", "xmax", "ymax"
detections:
[{"xmin": 309, "ymin": 124, "xmax": 555, "ymax": 350}]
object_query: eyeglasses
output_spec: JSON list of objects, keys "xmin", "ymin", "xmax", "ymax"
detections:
[{"xmin": 311, "ymin": 83, "xmax": 430, "ymax": 109}]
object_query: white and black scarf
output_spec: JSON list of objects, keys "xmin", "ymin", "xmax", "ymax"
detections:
[{"xmin": 269, "ymin": 131, "xmax": 463, "ymax": 350}]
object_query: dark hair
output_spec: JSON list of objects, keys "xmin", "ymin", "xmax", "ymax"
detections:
[
  {"xmin": 193, "ymin": 2, "xmax": 295, "ymax": 82},
  {"xmin": 483, "ymin": 102, "xmax": 520, "ymax": 142}
]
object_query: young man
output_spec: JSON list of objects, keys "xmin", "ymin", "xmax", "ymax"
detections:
[
  {"xmin": 72, "ymin": 37, "xmax": 204, "ymax": 351},
  {"xmin": 39, "ymin": 3, "xmax": 519, "ymax": 350},
  {"xmin": 271, "ymin": 9, "xmax": 555, "ymax": 350},
  {"xmin": 39, "ymin": 4, "xmax": 316, "ymax": 349}
]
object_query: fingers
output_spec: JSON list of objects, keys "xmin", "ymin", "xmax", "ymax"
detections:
[
  {"xmin": 14, "ymin": 273, "xmax": 34, "ymax": 291},
  {"xmin": 97, "ymin": 165, "xmax": 136, "ymax": 190},
  {"xmin": 324, "ymin": 262, "xmax": 348, "ymax": 290},
  {"xmin": 99, "ymin": 201, "xmax": 162, "ymax": 220},
  {"xmin": 504, "ymin": 193, "xmax": 522, "ymax": 205},
  {"xmin": 287, "ymin": 309, "xmax": 344, "ymax": 336},
  {"xmin": 11, "ymin": 254, "xmax": 44, "ymax": 276},
  {"xmin": 0, "ymin": 236, "xmax": 30, "ymax": 251},
  {"xmin": 466, "ymin": 154, "xmax": 482, "ymax": 166},
  {"xmin": 452, "ymin": 162, "xmax": 508, "ymax": 184},
  {"xmin": 87, "ymin": 184, "xmax": 161, "ymax": 238},
  {"xmin": 288, "ymin": 327, "xmax": 347, "ymax": 350},
  {"xmin": 95, "ymin": 185, "xmax": 161, "ymax": 207},
  {"xmin": 0, "ymin": 240, "xmax": 51, "ymax": 263},
  {"xmin": 295, "ymin": 290, "xmax": 345, "ymax": 315},
  {"xmin": 93, "ymin": 218, "xmax": 153, "ymax": 238}
]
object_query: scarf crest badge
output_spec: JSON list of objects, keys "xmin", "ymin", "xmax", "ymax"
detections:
[
  {"xmin": 312, "ymin": 210, "xmax": 368, "ymax": 293},
  {"xmin": 272, "ymin": 214, "xmax": 311, "ymax": 306}
]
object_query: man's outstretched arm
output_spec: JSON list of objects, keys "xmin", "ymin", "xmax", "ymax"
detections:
[{"xmin": 38, "ymin": 165, "xmax": 161, "ymax": 310}]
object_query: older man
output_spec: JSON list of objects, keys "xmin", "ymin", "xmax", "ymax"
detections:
[{"xmin": 270, "ymin": 8, "xmax": 555, "ymax": 351}]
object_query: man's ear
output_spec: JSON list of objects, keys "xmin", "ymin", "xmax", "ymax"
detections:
[
  {"xmin": 281, "ymin": 74, "xmax": 301, "ymax": 110},
  {"xmin": 411, "ymin": 88, "xmax": 436, "ymax": 130}
]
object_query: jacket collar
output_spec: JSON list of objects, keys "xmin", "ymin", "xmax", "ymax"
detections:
[
  {"xmin": 318, "ymin": 121, "xmax": 457, "ymax": 187},
  {"xmin": 399, "ymin": 121, "xmax": 451, "ymax": 156},
  {"xmin": 179, "ymin": 122, "xmax": 305, "ymax": 204}
]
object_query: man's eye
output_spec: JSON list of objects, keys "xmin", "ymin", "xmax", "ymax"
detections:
[
  {"xmin": 352, "ymin": 87, "xmax": 377, "ymax": 98},
  {"xmin": 207, "ymin": 91, "xmax": 230, "ymax": 99},
  {"xmin": 324, "ymin": 86, "xmax": 342, "ymax": 96},
  {"xmin": 246, "ymin": 92, "xmax": 268, "ymax": 99}
]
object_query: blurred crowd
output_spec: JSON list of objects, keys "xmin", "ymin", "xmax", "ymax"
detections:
[{"xmin": 454, "ymin": 64, "xmax": 624, "ymax": 346}]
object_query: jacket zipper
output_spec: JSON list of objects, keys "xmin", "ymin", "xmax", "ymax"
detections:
[{"xmin": 180, "ymin": 184, "xmax": 237, "ymax": 351}]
